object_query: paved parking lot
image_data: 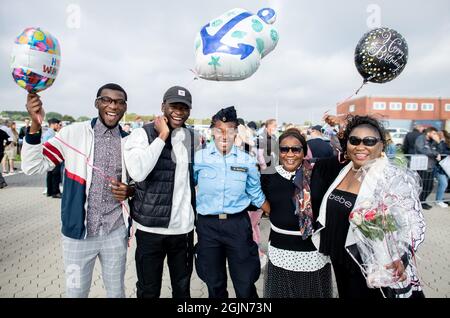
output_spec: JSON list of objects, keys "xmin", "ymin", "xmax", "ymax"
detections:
[{"xmin": 0, "ymin": 171, "xmax": 449, "ymax": 298}]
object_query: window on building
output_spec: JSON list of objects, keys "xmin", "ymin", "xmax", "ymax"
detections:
[
  {"xmin": 421, "ymin": 103, "xmax": 434, "ymax": 111},
  {"xmin": 445, "ymin": 104, "xmax": 450, "ymax": 112},
  {"xmin": 405, "ymin": 103, "xmax": 418, "ymax": 111},
  {"xmin": 389, "ymin": 102, "xmax": 402, "ymax": 111},
  {"xmin": 349, "ymin": 104, "xmax": 355, "ymax": 112},
  {"xmin": 373, "ymin": 102, "xmax": 386, "ymax": 110}
]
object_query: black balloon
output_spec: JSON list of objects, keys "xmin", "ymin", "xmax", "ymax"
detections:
[{"xmin": 354, "ymin": 27, "xmax": 408, "ymax": 84}]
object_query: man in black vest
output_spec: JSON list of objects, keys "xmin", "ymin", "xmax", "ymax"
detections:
[{"xmin": 124, "ymin": 86, "xmax": 197, "ymax": 298}]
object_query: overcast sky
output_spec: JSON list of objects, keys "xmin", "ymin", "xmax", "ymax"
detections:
[{"xmin": 1, "ymin": 0, "xmax": 449, "ymax": 124}]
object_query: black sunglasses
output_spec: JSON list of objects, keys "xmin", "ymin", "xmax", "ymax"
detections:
[
  {"xmin": 279, "ymin": 146, "xmax": 303, "ymax": 154},
  {"xmin": 348, "ymin": 136, "xmax": 381, "ymax": 147}
]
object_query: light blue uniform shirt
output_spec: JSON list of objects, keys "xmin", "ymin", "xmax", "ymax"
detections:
[
  {"xmin": 194, "ymin": 143, "xmax": 266, "ymax": 215},
  {"xmin": 42, "ymin": 128, "xmax": 55, "ymax": 142}
]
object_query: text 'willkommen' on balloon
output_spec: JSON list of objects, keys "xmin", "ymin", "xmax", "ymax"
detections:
[{"xmin": 11, "ymin": 27, "xmax": 61, "ymax": 93}]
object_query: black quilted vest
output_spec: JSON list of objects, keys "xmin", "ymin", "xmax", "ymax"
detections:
[{"xmin": 131, "ymin": 123, "xmax": 196, "ymax": 227}]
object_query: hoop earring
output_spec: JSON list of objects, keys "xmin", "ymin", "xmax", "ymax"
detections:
[{"xmin": 338, "ymin": 150, "xmax": 349, "ymax": 163}]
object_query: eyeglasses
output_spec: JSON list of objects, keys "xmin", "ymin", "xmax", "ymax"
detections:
[
  {"xmin": 348, "ymin": 136, "xmax": 381, "ymax": 147},
  {"xmin": 96, "ymin": 96, "xmax": 127, "ymax": 107},
  {"xmin": 279, "ymin": 146, "xmax": 303, "ymax": 154}
]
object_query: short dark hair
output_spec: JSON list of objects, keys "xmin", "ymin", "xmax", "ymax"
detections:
[
  {"xmin": 247, "ymin": 121, "xmax": 257, "ymax": 130},
  {"xmin": 48, "ymin": 118, "xmax": 61, "ymax": 125},
  {"xmin": 342, "ymin": 115, "xmax": 386, "ymax": 153},
  {"xmin": 423, "ymin": 127, "xmax": 437, "ymax": 134},
  {"xmin": 279, "ymin": 128, "xmax": 308, "ymax": 156},
  {"xmin": 96, "ymin": 83, "xmax": 127, "ymax": 101}
]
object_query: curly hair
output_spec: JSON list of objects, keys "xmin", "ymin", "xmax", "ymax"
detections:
[
  {"xmin": 341, "ymin": 115, "xmax": 387, "ymax": 153},
  {"xmin": 279, "ymin": 128, "xmax": 308, "ymax": 156}
]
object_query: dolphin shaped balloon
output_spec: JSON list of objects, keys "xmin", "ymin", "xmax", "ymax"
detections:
[{"xmin": 194, "ymin": 8, "xmax": 279, "ymax": 81}]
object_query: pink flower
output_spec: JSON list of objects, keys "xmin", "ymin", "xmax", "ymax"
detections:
[{"xmin": 364, "ymin": 209, "xmax": 377, "ymax": 221}]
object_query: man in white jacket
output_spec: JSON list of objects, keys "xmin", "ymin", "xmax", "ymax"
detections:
[
  {"xmin": 124, "ymin": 86, "xmax": 198, "ymax": 298},
  {"xmin": 22, "ymin": 83, "xmax": 135, "ymax": 298}
]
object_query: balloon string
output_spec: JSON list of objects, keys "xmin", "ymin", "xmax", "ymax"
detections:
[
  {"xmin": 336, "ymin": 80, "xmax": 368, "ymax": 107},
  {"xmin": 321, "ymin": 79, "xmax": 369, "ymax": 153},
  {"xmin": 54, "ymin": 136, "xmax": 134, "ymax": 247},
  {"xmin": 184, "ymin": 69, "xmax": 200, "ymax": 88},
  {"xmin": 189, "ymin": 68, "xmax": 199, "ymax": 80}
]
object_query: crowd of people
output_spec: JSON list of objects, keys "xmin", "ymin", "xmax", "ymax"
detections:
[
  {"xmin": 402, "ymin": 125, "xmax": 450, "ymax": 209},
  {"xmin": 3, "ymin": 82, "xmax": 447, "ymax": 299}
]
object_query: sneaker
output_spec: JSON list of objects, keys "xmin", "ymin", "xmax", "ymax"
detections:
[
  {"xmin": 52, "ymin": 193, "xmax": 62, "ymax": 199},
  {"xmin": 421, "ymin": 203, "xmax": 432, "ymax": 210},
  {"xmin": 436, "ymin": 201, "xmax": 448, "ymax": 208}
]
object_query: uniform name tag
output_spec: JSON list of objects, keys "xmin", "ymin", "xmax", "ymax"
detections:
[{"xmin": 231, "ymin": 166, "xmax": 248, "ymax": 173}]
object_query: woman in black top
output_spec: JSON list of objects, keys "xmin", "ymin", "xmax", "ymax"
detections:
[
  {"xmin": 261, "ymin": 129, "xmax": 332, "ymax": 298},
  {"xmin": 311, "ymin": 115, "xmax": 425, "ymax": 298}
]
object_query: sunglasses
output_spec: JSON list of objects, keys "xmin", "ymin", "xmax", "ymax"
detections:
[
  {"xmin": 348, "ymin": 136, "xmax": 381, "ymax": 147},
  {"xmin": 279, "ymin": 146, "xmax": 303, "ymax": 154}
]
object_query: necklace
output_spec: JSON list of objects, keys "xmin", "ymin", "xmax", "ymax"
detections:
[
  {"xmin": 276, "ymin": 165, "xmax": 297, "ymax": 180},
  {"xmin": 351, "ymin": 166, "xmax": 361, "ymax": 172}
]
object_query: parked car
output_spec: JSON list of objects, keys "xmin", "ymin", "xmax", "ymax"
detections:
[
  {"xmin": 391, "ymin": 131, "xmax": 408, "ymax": 146},
  {"xmin": 386, "ymin": 127, "xmax": 409, "ymax": 135}
]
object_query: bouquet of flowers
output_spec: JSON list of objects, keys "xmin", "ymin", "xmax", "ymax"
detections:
[
  {"xmin": 348, "ymin": 162, "xmax": 421, "ymax": 289},
  {"xmin": 349, "ymin": 196, "xmax": 405, "ymax": 287}
]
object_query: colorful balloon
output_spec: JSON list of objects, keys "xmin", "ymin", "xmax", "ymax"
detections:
[
  {"xmin": 194, "ymin": 8, "xmax": 279, "ymax": 81},
  {"xmin": 354, "ymin": 27, "xmax": 408, "ymax": 84},
  {"xmin": 11, "ymin": 27, "xmax": 61, "ymax": 93}
]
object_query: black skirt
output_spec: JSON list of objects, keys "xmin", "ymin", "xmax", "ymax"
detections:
[{"xmin": 264, "ymin": 260, "xmax": 332, "ymax": 298}]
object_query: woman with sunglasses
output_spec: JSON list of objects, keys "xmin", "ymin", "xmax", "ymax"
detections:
[
  {"xmin": 311, "ymin": 115, "xmax": 425, "ymax": 298},
  {"xmin": 261, "ymin": 128, "xmax": 332, "ymax": 298}
]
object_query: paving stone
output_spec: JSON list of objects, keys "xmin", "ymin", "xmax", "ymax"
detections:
[{"xmin": 1, "ymin": 172, "xmax": 449, "ymax": 298}]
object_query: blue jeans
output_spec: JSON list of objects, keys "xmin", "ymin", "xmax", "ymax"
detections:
[{"xmin": 435, "ymin": 169, "xmax": 449, "ymax": 202}]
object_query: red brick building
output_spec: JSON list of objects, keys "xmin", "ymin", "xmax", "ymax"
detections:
[{"xmin": 337, "ymin": 96, "xmax": 450, "ymax": 130}]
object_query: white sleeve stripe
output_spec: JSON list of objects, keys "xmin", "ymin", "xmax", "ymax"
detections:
[{"xmin": 43, "ymin": 144, "xmax": 64, "ymax": 162}]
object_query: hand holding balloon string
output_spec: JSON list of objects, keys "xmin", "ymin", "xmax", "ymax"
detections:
[
  {"xmin": 26, "ymin": 93, "xmax": 45, "ymax": 131},
  {"xmin": 110, "ymin": 179, "xmax": 135, "ymax": 202}
]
